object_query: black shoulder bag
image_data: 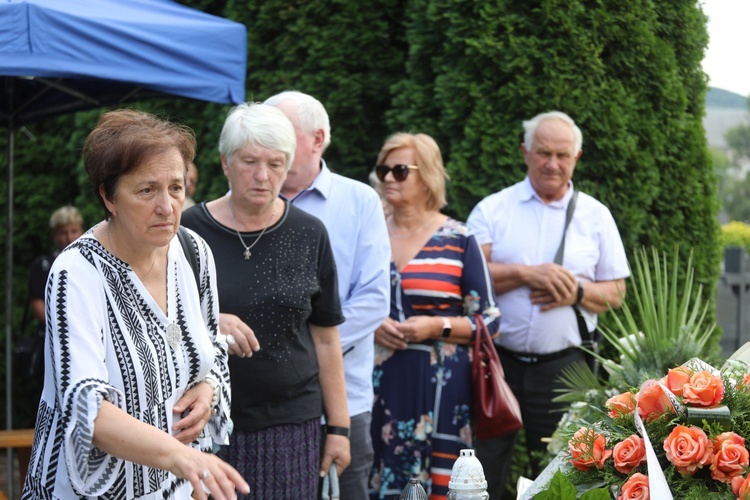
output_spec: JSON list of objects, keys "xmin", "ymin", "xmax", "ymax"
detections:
[{"xmin": 554, "ymin": 191, "xmax": 600, "ymax": 376}]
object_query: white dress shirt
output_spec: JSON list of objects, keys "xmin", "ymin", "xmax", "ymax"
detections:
[{"xmin": 467, "ymin": 177, "xmax": 629, "ymax": 354}]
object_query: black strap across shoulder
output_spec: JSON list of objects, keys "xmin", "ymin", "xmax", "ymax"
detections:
[
  {"xmin": 553, "ymin": 191, "xmax": 598, "ymax": 367},
  {"xmin": 177, "ymin": 226, "xmax": 200, "ymax": 289}
]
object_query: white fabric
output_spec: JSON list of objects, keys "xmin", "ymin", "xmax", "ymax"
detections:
[
  {"xmin": 23, "ymin": 228, "xmax": 230, "ymax": 499},
  {"xmin": 467, "ymin": 177, "xmax": 629, "ymax": 354}
]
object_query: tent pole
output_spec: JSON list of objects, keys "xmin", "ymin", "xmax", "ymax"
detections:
[{"xmin": 6, "ymin": 106, "xmax": 16, "ymax": 498}]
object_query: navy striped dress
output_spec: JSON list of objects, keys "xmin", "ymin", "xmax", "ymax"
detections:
[{"xmin": 369, "ymin": 218, "xmax": 500, "ymax": 500}]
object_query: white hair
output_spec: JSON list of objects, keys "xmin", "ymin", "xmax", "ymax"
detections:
[
  {"xmin": 264, "ymin": 91, "xmax": 331, "ymax": 152},
  {"xmin": 218, "ymin": 103, "xmax": 296, "ymax": 171},
  {"xmin": 523, "ymin": 111, "xmax": 583, "ymax": 155}
]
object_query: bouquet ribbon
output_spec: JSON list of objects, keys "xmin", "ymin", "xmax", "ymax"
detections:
[{"xmin": 634, "ymin": 407, "xmax": 673, "ymax": 499}]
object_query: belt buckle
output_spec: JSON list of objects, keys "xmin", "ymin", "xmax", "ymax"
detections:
[{"xmin": 518, "ymin": 354, "xmax": 535, "ymax": 363}]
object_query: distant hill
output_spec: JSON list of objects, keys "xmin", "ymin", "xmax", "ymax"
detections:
[
  {"xmin": 707, "ymin": 87, "xmax": 747, "ymax": 109},
  {"xmin": 704, "ymin": 88, "xmax": 749, "ymax": 149}
]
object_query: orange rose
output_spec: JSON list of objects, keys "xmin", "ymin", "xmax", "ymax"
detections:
[
  {"xmin": 743, "ymin": 373, "xmax": 750, "ymax": 387},
  {"xmin": 606, "ymin": 392, "xmax": 637, "ymax": 418},
  {"xmin": 662, "ymin": 366, "xmax": 692, "ymax": 396},
  {"xmin": 637, "ymin": 380, "xmax": 674, "ymax": 422},
  {"xmin": 617, "ymin": 472, "xmax": 649, "ymax": 500},
  {"xmin": 613, "ymin": 435, "xmax": 646, "ymax": 474},
  {"xmin": 663, "ymin": 425, "xmax": 713, "ymax": 476},
  {"xmin": 682, "ymin": 370, "xmax": 724, "ymax": 407},
  {"xmin": 732, "ymin": 475, "xmax": 750, "ymax": 499},
  {"xmin": 568, "ymin": 427, "xmax": 612, "ymax": 471},
  {"xmin": 711, "ymin": 432, "xmax": 749, "ymax": 483}
]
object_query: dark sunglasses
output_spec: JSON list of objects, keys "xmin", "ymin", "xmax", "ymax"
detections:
[{"xmin": 374, "ymin": 164, "xmax": 420, "ymax": 182}]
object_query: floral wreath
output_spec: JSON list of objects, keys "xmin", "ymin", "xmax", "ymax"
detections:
[{"xmin": 531, "ymin": 354, "xmax": 750, "ymax": 500}]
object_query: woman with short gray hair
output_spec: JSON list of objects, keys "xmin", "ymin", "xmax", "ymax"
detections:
[{"xmin": 182, "ymin": 103, "xmax": 350, "ymax": 498}]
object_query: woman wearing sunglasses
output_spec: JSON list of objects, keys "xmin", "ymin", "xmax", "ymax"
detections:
[{"xmin": 369, "ymin": 133, "xmax": 500, "ymax": 499}]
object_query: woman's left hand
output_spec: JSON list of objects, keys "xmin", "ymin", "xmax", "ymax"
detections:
[
  {"xmin": 172, "ymin": 381, "xmax": 214, "ymax": 444},
  {"xmin": 397, "ymin": 316, "xmax": 440, "ymax": 343},
  {"xmin": 319, "ymin": 434, "xmax": 351, "ymax": 478}
]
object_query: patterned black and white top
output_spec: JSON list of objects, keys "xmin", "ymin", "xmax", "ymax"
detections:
[{"xmin": 21, "ymin": 227, "xmax": 231, "ymax": 499}]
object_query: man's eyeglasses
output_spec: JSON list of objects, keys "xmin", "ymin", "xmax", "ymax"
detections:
[{"xmin": 374, "ymin": 164, "xmax": 419, "ymax": 182}]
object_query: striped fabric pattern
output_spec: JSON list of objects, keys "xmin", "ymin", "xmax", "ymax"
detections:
[{"xmin": 370, "ymin": 219, "xmax": 500, "ymax": 500}]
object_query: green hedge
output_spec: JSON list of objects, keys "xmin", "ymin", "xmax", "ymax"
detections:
[{"xmin": 0, "ymin": 0, "xmax": 720, "ymax": 441}]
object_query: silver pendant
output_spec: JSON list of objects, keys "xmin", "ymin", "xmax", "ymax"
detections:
[
  {"xmin": 243, "ymin": 249, "xmax": 251, "ymax": 260},
  {"xmin": 166, "ymin": 323, "xmax": 182, "ymax": 349}
]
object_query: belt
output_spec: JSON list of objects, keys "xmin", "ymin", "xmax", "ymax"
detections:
[{"xmin": 498, "ymin": 346, "xmax": 579, "ymax": 364}]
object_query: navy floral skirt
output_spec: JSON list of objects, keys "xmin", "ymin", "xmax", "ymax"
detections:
[{"xmin": 369, "ymin": 341, "xmax": 473, "ymax": 499}]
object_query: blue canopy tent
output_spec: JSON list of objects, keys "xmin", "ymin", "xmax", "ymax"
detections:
[{"xmin": 1, "ymin": 0, "xmax": 246, "ymax": 494}]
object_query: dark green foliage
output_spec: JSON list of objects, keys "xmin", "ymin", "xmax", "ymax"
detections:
[
  {"xmin": 393, "ymin": 0, "xmax": 719, "ymax": 341},
  {"xmin": 0, "ymin": 0, "xmax": 719, "ymax": 458},
  {"xmin": 225, "ymin": 0, "xmax": 407, "ymax": 182}
]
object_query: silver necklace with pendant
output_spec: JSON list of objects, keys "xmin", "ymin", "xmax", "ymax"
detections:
[{"xmin": 228, "ymin": 199, "xmax": 276, "ymax": 260}]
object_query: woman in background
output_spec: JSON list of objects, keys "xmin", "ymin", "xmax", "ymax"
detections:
[{"xmin": 369, "ymin": 133, "xmax": 500, "ymax": 500}]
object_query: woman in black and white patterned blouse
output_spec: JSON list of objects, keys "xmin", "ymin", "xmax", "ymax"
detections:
[{"xmin": 21, "ymin": 110, "xmax": 249, "ymax": 500}]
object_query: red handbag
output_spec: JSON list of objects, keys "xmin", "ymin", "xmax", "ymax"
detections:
[{"xmin": 472, "ymin": 314, "xmax": 523, "ymax": 439}]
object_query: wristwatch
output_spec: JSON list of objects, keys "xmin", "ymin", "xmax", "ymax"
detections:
[
  {"xmin": 440, "ymin": 317, "xmax": 452, "ymax": 338},
  {"xmin": 576, "ymin": 282, "xmax": 584, "ymax": 305},
  {"xmin": 326, "ymin": 425, "xmax": 351, "ymax": 439}
]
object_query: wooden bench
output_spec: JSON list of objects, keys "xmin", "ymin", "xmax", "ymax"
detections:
[{"xmin": 0, "ymin": 429, "xmax": 35, "ymax": 497}]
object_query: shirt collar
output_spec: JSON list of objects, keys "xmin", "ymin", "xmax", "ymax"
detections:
[
  {"xmin": 520, "ymin": 176, "xmax": 575, "ymax": 208},
  {"xmin": 308, "ymin": 159, "xmax": 333, "ymax": 199},
  {"xmin": 281, "ymin": 160, "xmax": 332, "ymax": 202}
]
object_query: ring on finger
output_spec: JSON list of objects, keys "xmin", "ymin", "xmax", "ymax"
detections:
[
  {"xmin": 202, "ymin": 470, "xmax": 210, "ymax": 479},
  {"xmin": 225, "ymin": 334, "xmax": 236, "ymax": 346}
]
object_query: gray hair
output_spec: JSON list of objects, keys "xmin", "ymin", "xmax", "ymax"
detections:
[
  {"xmin": 218, "ymin": 103, "xmax": 296, "ymax": 170},
  {"xmin": 264, "ymin": 91, "xmax": 331, "ymax": 152},
  {"xmin": 523, "ymin": 111, "xmax": 583, "ymax": 155},
  {"xmin": 49, "ymin": 205, "xmax": 83, "ymax": 229}
]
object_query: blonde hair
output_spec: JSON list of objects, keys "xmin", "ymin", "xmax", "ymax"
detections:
[
  {"xmin": 375, "ymin": 133, "xmax": 449, "ymax": 211},
  {"xmin": 49, "ymin": 205, "xmax": 83, "ymax": 229}
]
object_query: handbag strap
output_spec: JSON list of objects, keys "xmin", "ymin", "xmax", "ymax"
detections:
[{"xmin": 473, "ymin": 313, "xmax": 504, "ymax": 373}]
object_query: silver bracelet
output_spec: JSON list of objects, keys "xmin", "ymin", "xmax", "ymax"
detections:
[{"xmin": 203, "ymin": 376, "xmax": 220, "ymax": 413}]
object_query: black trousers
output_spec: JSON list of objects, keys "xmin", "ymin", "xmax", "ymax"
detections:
[{"xmin": 474, "ymin": 347, "xmax": 585, "ymax": 500}]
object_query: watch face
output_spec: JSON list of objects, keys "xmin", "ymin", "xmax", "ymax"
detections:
[{"xmin": 441, "ymin": 317, "xmax": 452, "ymax": 338}]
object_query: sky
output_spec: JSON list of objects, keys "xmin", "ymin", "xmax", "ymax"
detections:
[{"xmin": 702, "ymin": 0, "xmax": 750, "ymax": 98}]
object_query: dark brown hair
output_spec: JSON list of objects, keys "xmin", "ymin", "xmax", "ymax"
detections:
[{"xmin": 83, "ymin": 109, "xmax": 196, "ymax": 220}]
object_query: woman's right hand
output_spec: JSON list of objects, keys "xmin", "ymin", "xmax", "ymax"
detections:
[
  {"xmin": 374, "ymin": 317, "xmax": 408, "ymax": 350},
  {"xmin": 219, "ymin": 313, "xmax": 260, "ymax": 358},
  {"xmin": 171, "ymin": 449, "xmax": 249, "ymax": 500}
]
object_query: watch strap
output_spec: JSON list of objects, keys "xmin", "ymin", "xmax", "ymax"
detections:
[{"xmin": 326, "ymin": 425, "xmax": 351, "ymax": 438}]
